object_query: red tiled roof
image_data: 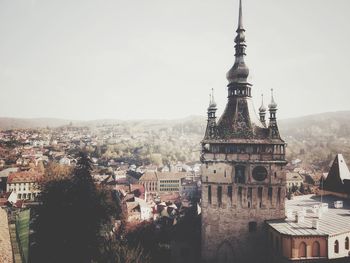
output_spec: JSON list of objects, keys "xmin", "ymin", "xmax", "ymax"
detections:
[{"xmin": 7, "ymin": 171, "xmax": 43, "ymax": 184}]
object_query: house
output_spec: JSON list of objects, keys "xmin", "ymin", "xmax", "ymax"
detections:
[
  {"xmin": 267, "ymin": 195, "xmax": 350, "ymax": 262},
  {"xmin": 124, "ymin": 195, "xmax": 153, "ymax": 222},
  {"xmin": 6, "ymin": 171, "xmax": 42, "ymax": 200},
  {"xmin": 157, "ymin": 172, "xmax": 187, "ymax": 193},
  {"xmin": 0, "ymin": 168, "xmax": 19, "ymax": 193},
  {"xmin": 139, "ymin": 171, "xmax": 158, "ymax": 192},
  {"xmin": 286, "ymin": 172, "xmax": 304, "ymax": 191}
]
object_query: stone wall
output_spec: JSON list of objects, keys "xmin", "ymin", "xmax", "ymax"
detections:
[
  {"xmin": 201, "ymin": 162, "xmax": 286, "ymax": 263},
  {"xmin": 0, "ymin": 208, "xmax": 13, "ymax": 263}
]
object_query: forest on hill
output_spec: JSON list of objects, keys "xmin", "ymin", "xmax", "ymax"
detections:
[{"xmin": 2, "ymin": 111, "xmax": 350, "ymax": 170}]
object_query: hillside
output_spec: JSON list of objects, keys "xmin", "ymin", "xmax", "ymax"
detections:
[{"xmin": 1, "ymin": 111, "xmax": 350, "ymax": 170}]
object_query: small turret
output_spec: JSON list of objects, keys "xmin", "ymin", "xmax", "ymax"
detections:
[
  {"xmin": 259, "ymin": 94, "xmax": 267, "ymax": 126},
  {"xmin": 205, "ymin": 89, "xmax": 217, "ymax": 139},
  {"xmin": 268, "ymin": 89, "xmax": 280, "ymax": 138}
]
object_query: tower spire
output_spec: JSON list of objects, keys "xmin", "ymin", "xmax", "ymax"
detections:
[
  {"xmin": 226, "ymin": 0, "xmax": 250, "ymax": 86},
  {"xmin": 259, "ymin": 94, "xmax": 267, "ymax": 126}
]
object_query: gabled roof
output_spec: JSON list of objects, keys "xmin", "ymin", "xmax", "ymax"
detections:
[
  {"xmin": 329, "ymin": 154, "xmax": 350, "ymax": 182},
  {"xmin": 324, "ymin": 154, "xmax": 350, "ymax": 193},
  {"xmin": 139, "ymin": 171, "xmax": 158, "ymax": 182},
  {"xmin": 286, "ymin": 172, "xmax": 303, "ymax": 182}
]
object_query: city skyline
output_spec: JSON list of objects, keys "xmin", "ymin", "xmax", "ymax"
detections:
[{"xmin": 0, "ymin": 0, "xmax": 349, "ymax": 120}]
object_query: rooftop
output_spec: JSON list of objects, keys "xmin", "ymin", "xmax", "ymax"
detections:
[
  {"xmin": 267, "ymin": 195, "xmax": 350, "ymax": 236},
  {"xmin": 7, "ymin": 171, "xmax": 42, "ymax": 184},
  {"xmin": 286, "ymin": 172, "xmax": 303, "ymax": 182}
]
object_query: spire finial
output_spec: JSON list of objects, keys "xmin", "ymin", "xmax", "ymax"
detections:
[
  {"xmin": 208, "ymin": 89, "xmax": 217, "ymax": 109},
  {"xmin": 269, "ymin": 88, "xmax": 277, "ymax": 109},
  {"xmin": 211, "ymin": 88, "xmax": 215, "ymax": 104},
  {"xmin": 259, "ymin": 93, "xmax": 267, "ymax": 112},
  {"xmin": 238, "ymin": 0, "xmax": 243, "ymax": 31}
]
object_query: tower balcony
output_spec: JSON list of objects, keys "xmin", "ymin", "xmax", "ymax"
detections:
[{"xmin": 201, "ymin": 152, "xmax": 286, "ymax": 163}]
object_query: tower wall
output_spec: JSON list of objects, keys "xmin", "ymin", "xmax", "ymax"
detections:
[{"xmin": 201, "ymin": 161, "xmax": 286, "ymax": 262}]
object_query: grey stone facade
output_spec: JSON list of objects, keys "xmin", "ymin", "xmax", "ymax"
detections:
[{"xmin": 200, "ymin": 1, "xmax": 287, "ymax": 262}]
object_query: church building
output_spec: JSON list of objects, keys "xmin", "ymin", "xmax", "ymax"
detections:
[{"xmin": 201, "ymin": 1, "xmax": 287, "ymax": 262}]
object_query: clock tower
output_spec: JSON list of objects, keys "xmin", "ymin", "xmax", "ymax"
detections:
[{"xmin": 200, "ymin": 1, "xmax": 287, "ymax": 262}]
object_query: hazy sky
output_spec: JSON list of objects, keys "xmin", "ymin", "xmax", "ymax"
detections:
[{"xmin": 0, "ymin": 0, "xmax": 349, "ymax": 120}]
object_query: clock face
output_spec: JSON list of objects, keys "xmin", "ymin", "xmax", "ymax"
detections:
[{"xmin": 252, "ymin": 166, "xmax": 268, "ymax": 181}]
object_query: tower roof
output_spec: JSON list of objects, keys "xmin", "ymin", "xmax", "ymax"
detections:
[{"xmin": 226, "ymin": 0, "xmax": 249, "ymax": 85}]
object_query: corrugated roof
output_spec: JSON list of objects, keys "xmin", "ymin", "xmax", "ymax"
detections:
[{"xmin": 267, "ymin": 195, "xmax": 350, "ymax": 236}]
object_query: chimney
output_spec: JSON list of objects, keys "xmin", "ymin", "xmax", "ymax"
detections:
[
  {"xmin": 312, "ymin": 219, "xmax": 319, "ymax": 230},
  {"xmin": 295, "ymin": 211, "xmax": 305, "ymax": 223}
]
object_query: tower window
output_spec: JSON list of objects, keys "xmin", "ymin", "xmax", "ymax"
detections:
[
  {"xmin": 238, "ymin": 186, "xmax": 242, "ymax": 202},
  {"xmin": 217, "ymin": 186, "xmax": 222, "ymax": 207},
  {"xmin": 277, "ymin": 187, "xmax": 281, "ymax": 204},
  {"xmin": 213, "ymin": 170, "xmax": 216, "ymax": 174},
  {"xmin": 258, "ymin": 187, "xmax": 263, "ymax": 208},
  {"xmin": 248, "ymin": 222, "xmax": 257, "ymax": 232},
  {"xmin": 228, "ymin": 186, "xmax": 232, "ymax": 202},
  {"xmin": 208, "ymin": 185, "xmax": 212, "ymax": 204},
  {"xmin": 268, "ymin": 187, "xmax": 273, "ymax": 202},
  {"xmin": 235, "ymin": 166, "xmax": 245, "ymax": 184},
  {"xmin": 247, "ymin": 187, "xmax": 252, "ymax": 208}
]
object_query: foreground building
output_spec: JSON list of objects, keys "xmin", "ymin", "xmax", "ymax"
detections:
[
  {"xmin": 200, "ymin": 1, "xmax": 287, "ymax": 262},
  {"xmin": 267, "ymin": 195, "xmax": 350, "ymax": 262},
  {"xmin": 6, "ymin": 171, "xmax": 42, "ymax": 200},
  {"xmin": 323, "ymin": 154, "xmax": 350, "ymax": 198}
]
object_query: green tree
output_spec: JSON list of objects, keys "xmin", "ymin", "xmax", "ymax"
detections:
[{"xmin": 31, "ymin": 152, "xmax": 116, "ymax": 263}]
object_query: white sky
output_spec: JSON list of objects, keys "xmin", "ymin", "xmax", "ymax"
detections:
[{"xmin": 0, "ymin": 0, "xmax": 349, "ymax": 120}]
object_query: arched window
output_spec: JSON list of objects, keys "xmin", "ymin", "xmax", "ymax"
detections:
[
  {"xmin": 334, "ymin": 240, "xmax": 339, "ymax": 254},
  {"xmin": 312, "ymin": 241, "xmax": 320, "ymax": 257},
  {"xmin": 299, "ymin": 242, "xmax": 307, "ymax": 258},
  {"xmin": 345, "ymin": 237, "xmax": 349, "ymax": 250}
]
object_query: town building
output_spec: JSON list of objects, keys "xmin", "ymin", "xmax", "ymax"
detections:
[
  {"xmin": 323, "ymin": 154, "xmax": 350, "ymax": 198},
  {"xmin": 139, "ymin": 171, "xmax": 188, "ymax": 193},
  {"xmin": 286, "ymin": 172, "xmax": 304, "ymax": 191},
  {"xmin": 0, "ymin": 167, "xmax": 18, "ymax": 193},
  {"xmin": 200, "ymin": 1, "xmax": 287, "ymax": 262},
  {"xmin": 157, "ymin": 172, "xmax": 186, "ymax": 193},
  {"xmin": 139, "ymin": 171, "xmax": 158, "ymax": 193},
  {"xmin": 6, "ymin": 171, "xmax": 42, "ymax": 200},
  {"xmin": 267, "ymin": 195, "xmax": 350, "ymax": 262}
]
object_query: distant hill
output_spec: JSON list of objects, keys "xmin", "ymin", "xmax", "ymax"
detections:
[
  {"xmin": 0, "ymin": 118, "xmax": 73, "ymax": 130},
  {"xmin": 1, "ymin": 111, "xmax": 350, "ymax": 136},
  {"xmin": 0, "ymin": 116, "xmax": 207, "ymax": 131},
  {"xmin": 1, "ymin": 111, "xmax": 350, "ymax": 169}
]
